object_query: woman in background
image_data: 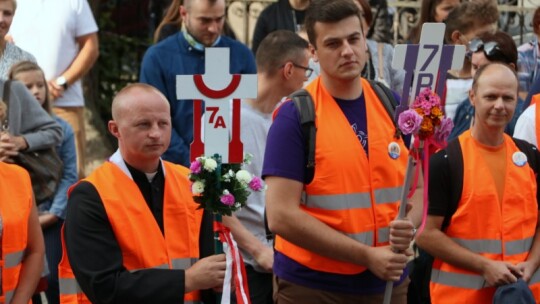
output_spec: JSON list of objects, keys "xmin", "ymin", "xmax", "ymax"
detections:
[
  {"xmin": 0, "ymin": 100, "xmax": 45, "ymax": 304},
  {"xmin": 407, "ymin": 0, "xmax": 460, "ymax": 44},
  {"xmin": 9, "ymin": 61, "xmax": 77, "ymax": 304}
]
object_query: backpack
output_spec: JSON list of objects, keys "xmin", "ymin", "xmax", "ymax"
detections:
[
  {"xmin": 408, "ymin": 136, "xmax": 540, "ymax": 304},
  {"xmin": 264, "ymin": 80, "xmax": 399, "ymax": 241},
  {"xmin": 290, "ymin": 79, "xmax": 399, "ymax": 183}
]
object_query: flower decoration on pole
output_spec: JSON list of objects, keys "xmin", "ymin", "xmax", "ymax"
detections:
[
  {"xmin": 189, "ymin": 153, "xmax": 262, "ymax": 304},
  {"xmin": 397, "ymin": 87, "xmax": 453, "ymax": 234},
  {"xmin": 188, "ymin": 153, "xmax": 264, "ymax": 216},
  {"xmin": 398, "ymin": 88, "xmax": 453, "ymax": 142},
  {"xmin": 384, "ymin": 87, "xmax": 454, "ymax": 304}
]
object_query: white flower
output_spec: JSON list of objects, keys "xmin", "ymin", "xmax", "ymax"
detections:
[
  {"xmin": 203, "ymin": 158, "xmax": 217, "ymax": 172},
  {"xmin": 236, "ymin": 170, "xmax": 252, "ymax": 184},
  {"xmin": 243, "ymin": 153, "xmax": 253, "ymax": 165},
  {"xmin": 191, "ymin": 181, "xmax": 205, "ymax": 194},
  {"xmin": 228, "ymin": 169, "xmax": 235, "ymax": 177}
]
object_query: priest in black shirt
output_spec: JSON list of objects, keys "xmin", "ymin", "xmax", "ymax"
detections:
[{"xmin": 60, "ymin": 83, "xmax": 225, "ymax": 303}]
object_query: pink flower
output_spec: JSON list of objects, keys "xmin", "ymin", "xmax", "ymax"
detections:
[
  {"xmin": 220, "ymin": 192, "xmax": 235, "ymax": 206},
  {"xmin": 190, "ymin": 160, "xmax": 202, "ymax": 174},
  {"xmin": 398, "ymin": 109, "xmax": 423, "ymax": 135},
  {"xmin": 248, "ymin": 176, "xmax": 264, "ymax": 191},
  {"xmin": 434, "ymin": 117, "xmax": 454, "ymax": 143},
  {"xmin": 413, "ymin": 88, "xmax": 441, "ymax": 114}
]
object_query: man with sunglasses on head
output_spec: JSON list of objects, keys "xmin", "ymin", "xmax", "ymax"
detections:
[{"xmin": 449, "ymin": 31, "xmax": 523, "ymax": 141}]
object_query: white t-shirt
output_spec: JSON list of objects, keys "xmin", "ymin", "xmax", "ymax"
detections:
[
  {"xmin": 445, "ymin": 78, "xmax": 473, "ymax": 122},
  {"xmin": 235, "ymin": 102, "xmax": 273, "ymax": 271},
  {"xmin": 10, "ymin": 0, "xmax": 98, "ymax": 107},
  {"xmin": 514, "ymin": 104, "xmax": 538, "ymax": 147}
]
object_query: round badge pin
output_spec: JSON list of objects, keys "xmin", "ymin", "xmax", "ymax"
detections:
[
  {"xmin": 388, "ymin": 142, "xmax": 401, "ymax": 159},
  {"xmin": 512, "ymin": 151, "xmax": 527, "ymax": 167}
]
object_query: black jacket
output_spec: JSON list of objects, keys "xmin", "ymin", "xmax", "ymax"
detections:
[{"xmin": 251, "ymin": 0, "xmax": 305, "ymax": 54}]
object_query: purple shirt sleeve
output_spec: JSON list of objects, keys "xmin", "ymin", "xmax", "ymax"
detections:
[{"xmin": 262, "ymin": 101, "xmax": 305, "ymax": 183}]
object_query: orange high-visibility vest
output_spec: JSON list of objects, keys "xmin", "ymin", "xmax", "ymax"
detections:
[
  {"xmin": 430, "ymin": 131, "xmax": 540, "ymax": 303},
  {"xmin": 275, "ymin": 77, "xmax": 408, "ymax": 274},
  {"xmin": 0, "ymin": 163, "xmax": 32, "ymax": 304},
  {"xmin": 58, "ymin": 161, "xmax": 203, "ymax": 303}
]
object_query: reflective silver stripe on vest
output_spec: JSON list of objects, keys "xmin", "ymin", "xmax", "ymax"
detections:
[
  {"xmin": 451, "ymin": 237, "xmax": 533, "ymax": 255},
  {"xmin": 303, "ymin": 192, "xmax": 372, "ymax": 210},
  {"xmin": 374, "ymin": 186, "xmax": 402, "ymax": 204},
  {"xmin": 59, "ymin": 277, "xmax": 83, "ymax": 295},
  {"xmin": 345, "ymin": 231, "xmax": 373, "ymax": 245},
  {"xmin": 431, "ymin": 269, "xmax": 486, "ymax": 289},
  {"xmin": 4, "ymin": 289, "xmax": 14, "ymax": 304},
  {"xmin": 505, "ymin": 237, "xmax": 533, "ymax": 255},
  {"xmin": 184, "ymin": 301, "xmax": 202, "ymax": 304},
  {"xmin": 172, "ymin": 258, "xmax": 199, "ymax": 270},
  {"xmin": 378, "ymin": 227, "xmax": 390, "ymax": 243},
  {"xmin": 451, "ymin": 238, "xmax": 502, "ymax": 254},
  {"xmin": 433, "ymin": 267, "xmax": 540, "ymax": 289},
  {"xmin": 5, "ymin": 250, "xmax": 25, "ymax": 268}
]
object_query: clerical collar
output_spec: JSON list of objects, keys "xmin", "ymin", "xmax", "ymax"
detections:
[
  {"xmin": 183, "ymin": 30, "xmax": 221, "ymax": 51},
  {"xmin": 108, "ymin": 149, "xmax": 166, "ymax": 180}
]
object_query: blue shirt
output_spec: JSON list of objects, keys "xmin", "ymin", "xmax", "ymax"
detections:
[{"xmin": 140, "ymin": 33, "xmax": 257, "ymax": 166}]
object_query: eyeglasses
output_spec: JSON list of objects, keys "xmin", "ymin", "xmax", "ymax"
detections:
[
  {"xmin": 282, "ymin": 62, "xmax": 314, "ymax": 78},
  {"xmin": 468, "ymin": 38, "xmax": 502, "ymax": 59}
]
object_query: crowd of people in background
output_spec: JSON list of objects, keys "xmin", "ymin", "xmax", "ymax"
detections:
[{"xmin": 2, "ymin": 0, "xmax": 540, "ymax": 303}]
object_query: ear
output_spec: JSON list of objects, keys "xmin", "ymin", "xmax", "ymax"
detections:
[
  {"xmin": 108, "ymin": 120, "xmax": 120, "ymax": 139},
  {"xmin": 451, "ymin": 30, "xmax": 462, "ymax": 45},
  {"xmin": 509, "ymin": 62, "xmax": 517, "ymax": 71},
  {"xmin": 468, "ymin": 88, "xmax": 475, "ymax": 107},
  {"xmin": 282, "ymin": 61, "xmax": 294, "ymax": 79},
  {"xmin": 180, "ymin": 5, "xmax": 188, "ymax": 22},
  {"xmin": 310, "ymin": 44, "xmax": 319, "ymax": 63}
]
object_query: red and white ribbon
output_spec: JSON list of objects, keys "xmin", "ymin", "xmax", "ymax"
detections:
[{"xmin": 215, "ymin": 222, "xmax": 251, "ymax": 304}]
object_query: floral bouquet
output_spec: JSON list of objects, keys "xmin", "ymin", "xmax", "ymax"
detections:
[
  {"xmin": 189, "ymin": 153, "xmax": 264, "ymax": 216},
  {"xmin": 189, "ymin": 153, "xmax": 262, "ymax": 303},
  {"xmin": 398, "ymin": 87, "xmax": 453, "ymax": 143}
]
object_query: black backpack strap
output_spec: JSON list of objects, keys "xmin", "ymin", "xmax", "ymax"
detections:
[
  {"xmin": 444, "ymin": 138, "xmax": 464, "ymax": 231},
  {"xmin": 264, "ymin": 90, "xmax": 317, "ymax": 243},
  {"xmin": 290, "ymin": 89, "xmax": 317, "ymax": 184},
  {"xmin": 512, "ymin": 137, "xmax": 539, "ymax": 175},
  {"xmin": 367, "ymin": 80, "xmax": 401, "ymax": 139}
]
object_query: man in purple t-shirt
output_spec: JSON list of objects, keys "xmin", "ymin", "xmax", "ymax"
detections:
[{"xmin": 262, "ymin": 0, "xmax": 420, "ymax": 302}]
